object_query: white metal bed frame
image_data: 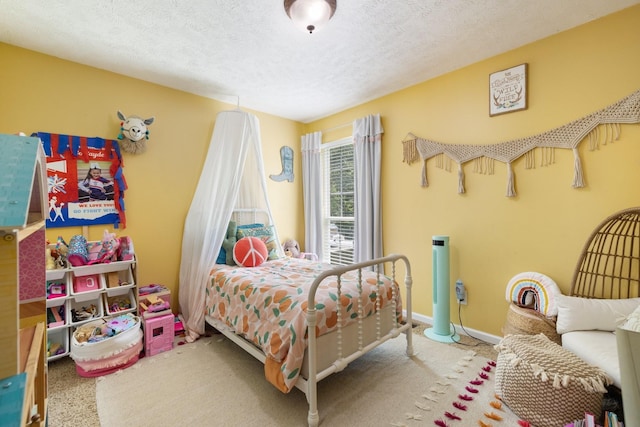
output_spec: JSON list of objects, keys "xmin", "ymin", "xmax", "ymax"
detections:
[{"xmin": 205, "ymin": 253, "xmax": 414, "ymax": 427}]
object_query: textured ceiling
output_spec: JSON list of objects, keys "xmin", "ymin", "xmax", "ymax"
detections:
[{"xmin": 1, "ymin": 0, "xmax": 638, "ymax": 123}]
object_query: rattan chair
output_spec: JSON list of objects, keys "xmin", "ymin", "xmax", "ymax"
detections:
[
  {"xmin": 566, "ymin": 208, "xmax": 639, "ymax": 421},
  {"xmin": 570, "ymin": 207, "xmax": 640, "ymax": 300}
]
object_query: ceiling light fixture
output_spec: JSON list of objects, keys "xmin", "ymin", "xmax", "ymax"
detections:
[{"xmin": 284, "ymin": 0, "xmax": 337, "ymax": 34}]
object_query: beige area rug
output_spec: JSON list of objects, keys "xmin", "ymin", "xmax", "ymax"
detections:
[{"xmin": 95, "ymin": 332, "xmax": 522, "ymax": 427}]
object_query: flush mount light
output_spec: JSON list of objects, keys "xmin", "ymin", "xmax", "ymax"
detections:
[{"xmin": 284, "ymin": 0, "xmax": 337, "ymax": 34}]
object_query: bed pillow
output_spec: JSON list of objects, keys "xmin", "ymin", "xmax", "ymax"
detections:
[
  {"xmin": 233, "ymin": 236, "xmax": 268, "ymax": 267},
  {"xmin": 555, "ymin": 294, "xmax": 640, "ymax": 334},
  {"xmin": 216, "ymin": 222, "xmax": 259, "ymax": 264},
  {"xmin": 236, "ymin": 225, "xmax": 280, "ymax": 260},
  {"xmin": 216, "ymin": 248, "xmax": 226, "ymax": 264},
  {"xmin": 237, "ymin": 223, "xmax": 264, "ymax": 231}
]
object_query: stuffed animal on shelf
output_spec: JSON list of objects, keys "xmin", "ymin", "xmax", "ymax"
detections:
[
  {"xmin": 45, "ymin": 248, "xmax": 56, "ymax": 270},
  {"xmin": 282, "ymin": 239, "xmax": 301, "ymax": 258}
]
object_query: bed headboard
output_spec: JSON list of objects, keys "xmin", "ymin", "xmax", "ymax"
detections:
[
  {"xmin": 231, "ymin": 208, "xmax": 272, "ymax": 227},
  {"xmin": 570, "ymin": 207, "xmax": 640, "ymax": 300}
]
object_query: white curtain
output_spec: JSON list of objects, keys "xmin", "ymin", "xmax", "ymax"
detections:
[
  {"xmin": 353, "ymin": 114, "xmax": 383, "ymax": 262},
  {"xmin": 178, "ymin": 110, "xmax": 277, "ymax": 342},
  {"xmin": 302, "ymin": 132, "xmax": 323, "ymax": 257}
]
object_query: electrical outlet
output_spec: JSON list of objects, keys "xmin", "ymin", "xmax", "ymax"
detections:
[{"xmin": 455, "ymin": 280, "xmax": 467, "ymax": 305}]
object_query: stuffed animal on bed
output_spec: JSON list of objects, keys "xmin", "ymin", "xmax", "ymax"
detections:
[
  {"xmin": 222, "ymin": 221, "xmax": 238, "ymax": 265},
  {"xmin": 282, "ymin": 239, "xmax": 301, "ymax": 258}
]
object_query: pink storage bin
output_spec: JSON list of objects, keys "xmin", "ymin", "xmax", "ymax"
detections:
[{"xmin": 72, "ymin": 274, "xmax": 104, "ymax": 296}]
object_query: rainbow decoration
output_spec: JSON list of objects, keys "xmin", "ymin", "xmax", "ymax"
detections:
[{"xmin": 505, "ymin": 272, "xmax": 561, "ymax": 317}]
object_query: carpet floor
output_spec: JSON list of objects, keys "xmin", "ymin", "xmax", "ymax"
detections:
[{"xmin": 48, "ymin": 325, "xmax": 515, "ymax": 426}]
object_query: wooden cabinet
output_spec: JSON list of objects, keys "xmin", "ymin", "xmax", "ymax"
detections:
[{"xmin": 0, "ymin": 133, "xmax": 48, "ymax": 426}]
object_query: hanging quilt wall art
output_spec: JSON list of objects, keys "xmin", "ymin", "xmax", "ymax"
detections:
[
  {"xmin": 34, "ymin": 132, "xmax": 128, "ymax": 228},
  {"xmin": 402, "ymin": 89, "xmax": 640, "ymax": 197}
]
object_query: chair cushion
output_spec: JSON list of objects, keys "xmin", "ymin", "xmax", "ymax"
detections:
[
  {"xmin": 561, "ymin": 330, "xmax": 620, "ymax": 388},
  {"xmin": 555, "ymin": 295, "xmax": 640, "ymax": 334}
]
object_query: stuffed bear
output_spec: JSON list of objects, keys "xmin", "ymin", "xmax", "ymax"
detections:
[{"xmin": 282, "ymin": 239, "xmax": 301, "ymax": 258}]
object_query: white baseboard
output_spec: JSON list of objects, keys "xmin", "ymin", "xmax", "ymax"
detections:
[{"xmin": 410, "ymin": 311, "xmax": 503, "ymax": 345}]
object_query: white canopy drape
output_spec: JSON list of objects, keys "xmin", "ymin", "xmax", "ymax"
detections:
[{"xmin": 178, "ymin": 110, "xmax": 277, "ymax": 342}]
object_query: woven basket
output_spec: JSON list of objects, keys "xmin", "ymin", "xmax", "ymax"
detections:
[
  {"xmin": 502, "ymin": 303, "xmax": 561, "ymax": 345},
  {"xmin": 495, "ymin": 333, "xmax": 610, "ymax": 427}
]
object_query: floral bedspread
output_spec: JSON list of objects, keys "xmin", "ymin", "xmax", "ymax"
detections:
[{"xmin": 206, "ymin": 257, "xmax": 402, "ymax": 392}]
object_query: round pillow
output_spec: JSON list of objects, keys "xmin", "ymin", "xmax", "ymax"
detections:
[{"xmin": 233, "ymin": 236, "xmax": 268, "ymax": 267}]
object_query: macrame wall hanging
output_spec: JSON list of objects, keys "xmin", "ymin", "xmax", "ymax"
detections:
[{"xmin": 402, "ymin": 89, "xmax": 640, "ymax": 197}]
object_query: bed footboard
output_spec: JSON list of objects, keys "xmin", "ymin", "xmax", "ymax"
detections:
[{"xmin": 302, "ymin": 254, "xmax": 413, "ymax": 427}]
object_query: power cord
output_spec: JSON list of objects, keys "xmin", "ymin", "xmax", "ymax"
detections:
[{"xmin": 449, "ymin": 300, "xmax": 488, "ymax": 347}]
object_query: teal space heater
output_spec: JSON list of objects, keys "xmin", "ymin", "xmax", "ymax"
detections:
[{"xmin": 424, "ymin": 235, "xmax": 459, "ymax": 343}]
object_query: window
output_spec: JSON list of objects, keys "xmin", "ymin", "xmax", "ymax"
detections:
[{"xmin": 321, "ymin": 138, "xmax": 354, "ymax": 265}]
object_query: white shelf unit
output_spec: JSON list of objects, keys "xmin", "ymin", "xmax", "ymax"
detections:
[{"xmin": 45, "ymin": 258, "xmax": 137, "ymax": 361}]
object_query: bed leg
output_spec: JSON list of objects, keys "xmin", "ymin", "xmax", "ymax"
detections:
[
  {"xmin": 307, "ymin": 410, "xmax": 319, "ymax": 427},
  {"xmin": 405, "ymin": 328, "xmax": 415, "ymax": 357}
]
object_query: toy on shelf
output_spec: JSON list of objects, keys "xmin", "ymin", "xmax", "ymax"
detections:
[
  {"xmin": 104, "ymin": 288, "xmax": 137, "ymax": 315},
  {"xmin": 57, "ymin": 231, "xmax": 136, "ymax": 267},
  {"xmin": 138, "ymin": 283, "xmax": 168, "ymax": 296},
  {"xmin": 45, "ymin": 248, "xmax": 56, "ymax": 270},
  {"xmin": 71, "ymin": 304, "xmax": 98, "ymax": 323},
  {"xmin": 139, "ymin": 284, "xmax": 171, "ymax": 319},
  {"xmin": 73, "ymin": 313, "xmax": 138, "ymax": 344},
  {"xmin": 117, "ymin": 236, "xmax": 135, "ymax": 261},
  {"xmin": 139, "ymin": 295, "xmax": 170, "ymax": 313},
  {"xmin": 47, "ymin": 281, "xmax": 66, "ymax": 299},
  {"xmin": 108, "ymin": 297, "xmax": 132, "ymax": 313},
  {"xmin": 106, "ymin": 269, "xmax": 132, "ymax": 288},
  {"xmin": 48, "ymin": 341, "xmax": 64, "ymax": 358},
  {"xmin": 47, "ymin": 305, "xmax": 65, "ymax": 328},
  {"xmin": 46, "ymin": 237, "xmax": 70, "ymax": 270}
]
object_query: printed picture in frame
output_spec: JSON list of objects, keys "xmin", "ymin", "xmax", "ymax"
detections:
[
  {"xmin": 489, "ymin": 63, "xmax": 528, "ymax": 116},
  {"xmin": 35, "ymin": 132, "xmax": 128, "ymax": 229}
]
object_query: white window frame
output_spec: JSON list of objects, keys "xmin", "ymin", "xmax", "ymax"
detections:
[{"xmin": 321, "ymin": 137, "xmax": 355, "ymax": 265}]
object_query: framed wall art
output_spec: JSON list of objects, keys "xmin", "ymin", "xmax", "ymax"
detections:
[
  {"xmin": 35, "ymin": 132, "xmax": 128, "ymax": 229},
  {"xmin": 489, "ymin": 63, "xmax": 528, "ymax": 116}
]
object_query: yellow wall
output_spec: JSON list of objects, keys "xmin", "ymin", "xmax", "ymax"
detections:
[
  {"xmin": 307, "ymin": 5, "xmax": 640, "ymax": 335},
  {"xmin": 1, "ymin": 5, "xmax": 639, "ymax": 337},
  {"xmin": 0, "ymin": 44, "xmax": 305, "ymax": 309}
]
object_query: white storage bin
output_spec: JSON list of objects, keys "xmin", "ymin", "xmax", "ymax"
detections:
[
  {"xmin": 46, "ymin": 274, "xmax": 71, "ymax": 307},
  {"xmin": 71, "ymin": 258, "xmax": 135, "ymax": 277},
  {"xmin": 45, "ymin": 268, "xmax": 68, "ymax": 281},
  {"xmin": 47, "ymin": 328, "xmax": 69, "ymax": 361},
  {"xmin": 68, "ymin": 295, "xmax": 104, "ymax": 326},
  {"xmin": 47, "ymin": 300, "xmax": 68, "ymax": 330},
  {"xmin": 104, "ymin": 266, "xmax": 135, "ymax": 295},
  {"xmin": 104, "ymin": 289, "xmax": 137, "ymax": 315}
]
